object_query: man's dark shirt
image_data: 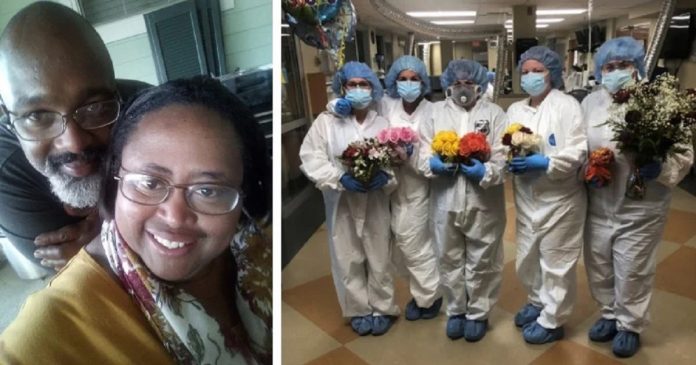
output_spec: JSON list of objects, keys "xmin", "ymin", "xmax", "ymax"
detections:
[{"xmin": 0, "ymin": 79, "xmax": 151, "ymax": 265}]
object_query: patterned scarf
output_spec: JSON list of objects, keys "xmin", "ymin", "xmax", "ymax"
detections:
[{"xmin": 101, "ymin": 218, "xmax": 272, "ymax": 364}]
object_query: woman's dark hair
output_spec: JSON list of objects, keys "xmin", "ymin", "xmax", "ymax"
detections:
[{"xmin": 100, "ymin": 76, "xmax": 271, "ymax": 223}]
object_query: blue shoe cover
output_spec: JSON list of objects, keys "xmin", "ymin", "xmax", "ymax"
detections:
[
  {"xmin": 446, "ymin": 315, "xmax": 466, "ymax": 339},
  {"xmin": 463, "ymin": 319, "xmax": 488, "ymax": 342},
  {"xmin": 372, "ymin": 315, "xmax": 395, "ymax": 336},
  {"xmin": 514, "ymin": 303, "xmax": 542, "ymax": 328},
  {"xmin": 522, "ymin": 322, "xmax": 564, "ymax": 344},
  {"xmin": 350, "ymin": 315, "xmax": 372, "ymax": 336},
  {"xmin": 588, "ymin": 318, "xmax": 618, "ymax": 342},
  {"xmin": 421, "ymin": 297, "xmax": 443, "ymax": 320},
  {"xmin": 612, "ymin": 331, "xmax": 640, "ymax": 358}
]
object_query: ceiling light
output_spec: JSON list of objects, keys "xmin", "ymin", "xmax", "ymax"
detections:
[
  {"xmin": 431, "ymin": 20, "xmax": 475, "ymax": 25},
  {"xmin": 537, "ymin": 9, "xmax": 587, "ymax": 15},
  {"xmin": 505, "ymin": 18, "xmax": 564, "ymax": 24},
  {"xmin": 407, "ymin": 11, "xmax": 476, "ymax": 17},
  {"xmin": 505, "ymin": 24, "xmax": 548, "ymax": 29}
]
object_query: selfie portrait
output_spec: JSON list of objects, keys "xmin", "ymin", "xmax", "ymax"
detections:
[{"xmin": 0, "ymin": 1, "xmax": 273, "ymax": 364}]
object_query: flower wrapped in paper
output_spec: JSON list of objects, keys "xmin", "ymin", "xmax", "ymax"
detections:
[
  {"xmin": 501, "ymin": 123, "xmax": 541, "ymax": 162},
  {"xmin": 585, "ymin": 147, "xmax": 615, "ymax": 187},
  {"xmin": 604, "ymin": 74, "xmax": 696, "ymax": 199},
  {"xmin": 377, "ymin": 126, "xmax": 419, "ymax": 164},
  {"xmin": 458, "ymin": 132, "xmax": 491, "ymax": 165},
  {"xmin": 431, "ymin": 130, "xmax": 461, "ymax": 163},
  {"xmin": 339, "ymin": 138, "xmax": 392, "ymax": 184}
]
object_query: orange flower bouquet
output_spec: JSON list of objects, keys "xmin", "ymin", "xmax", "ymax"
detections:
[
  {"xmin": 458, "ymin": 132, "xmax": 491, "ymax": 165},
  {"xmin": 584, "ymin": 147, "xmax": 615, "ymax": 188}
]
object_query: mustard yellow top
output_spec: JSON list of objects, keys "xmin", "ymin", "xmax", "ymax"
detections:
[{"xmin": 0, "ymin": 249, "xmax": 173, "ymax": 365}]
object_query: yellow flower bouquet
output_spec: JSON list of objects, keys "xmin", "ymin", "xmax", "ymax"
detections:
[{"xmin": 432, "ymin": 130, "xmax": 461, "ymax": 163}]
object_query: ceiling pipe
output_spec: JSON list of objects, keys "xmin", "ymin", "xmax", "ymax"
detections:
[{"xmin": 644, "ymin": 0, "xmax": 676, "ymax": 79}]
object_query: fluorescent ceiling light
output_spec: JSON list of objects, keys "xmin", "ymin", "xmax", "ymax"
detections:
[
  {"xmin": 505, "ymin": 18, "xmax": 564, "ymax": 24},
  {"xmin": 407, "ymin": 11, "xmax": 476, "ymax": 17},
  {"xmin": 670, "ymin": 25, "xmax": 689, "ymax": 28},
  {"xmin": 505, "ymin": 24, "xmax": 549, "ymax": 29},
  {"xmin": 431, "ymin": 20, "xmax": 475, "ymax": 25},
  {"xmin": 672, "ymin": 15, "xmax": 690, "ymax": 20},
  {"xmin": 537, "ymin": 9, "xmax": 587, "ymax": 15}
]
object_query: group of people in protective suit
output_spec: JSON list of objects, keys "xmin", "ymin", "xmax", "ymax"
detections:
[{"xmin": 299, "ymin": 36, "xmax": 694, "ymax": 358}]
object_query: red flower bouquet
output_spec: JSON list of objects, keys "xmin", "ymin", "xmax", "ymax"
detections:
[
  {"xmin": 584, "ymin": 147, "xmax": 615, "ymax": 187},
  {"xmin": 458, "ymin": 132, "xmax": 491, "ymax": 165}
]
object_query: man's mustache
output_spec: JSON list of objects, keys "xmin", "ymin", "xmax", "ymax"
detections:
[{"xmin": 48, "ymin": 148, "xmax": 105, "ymax": 167}]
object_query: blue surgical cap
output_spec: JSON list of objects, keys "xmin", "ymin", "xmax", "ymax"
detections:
[
  {"xmin": 384, "ymin": 55, "xmax": 431, "ymax": 98},
  {"xmin": 593, "ymin": 36, "xmax": 646, "ymax": 82},
  {"xmin": 487, "ymin": 71, "xmax": 496, "ymax": 84},
  {"xmin": 440, "ymin": 59, "xmax": 489, "ymax": 92},
  {"xmin": 518, "ymin": 46, "xmax": 564, "ymax": 89},
  {"xmin": 331, "ymin": 61, "xmax": 384, "ymax": 100}
]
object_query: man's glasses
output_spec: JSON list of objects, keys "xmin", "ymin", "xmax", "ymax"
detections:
[
  {"xmin": 602, "ymin": 61, "xmax": 634, "ymax": 73},
  {"xmin": 115, "ymin": 169, "xmax": 242, "ymax": 215},
  {"xmin": 1, "ymin": 98, "xmax": 120, "ymax": 141}
]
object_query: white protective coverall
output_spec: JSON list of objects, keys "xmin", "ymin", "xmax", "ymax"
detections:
[
  {"xmin": 299, "ymin": 110, "xmax": 400, "ymax": 318},
  {"xmin": 379, "ymin": 96, "xmax": 440, "ymax": 309},
  {"xmin": 506, "ymin": 89, "xmax": 588, "ymax": 329},
  {"xmin": 418, "ymin": 98, "xmax": 508, "ymax": 319},
  {"xmin": 582, "ymin": 88, "xmax": 694, "ymax": 333}
]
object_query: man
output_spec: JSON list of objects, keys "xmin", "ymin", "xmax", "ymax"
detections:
[{"xmin": 0, "ymin": 2, "xmax": 148, "ymax": 271}]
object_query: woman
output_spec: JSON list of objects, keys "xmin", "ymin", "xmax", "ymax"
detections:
[
  {"xmin": 300, "ymin": 62, "xmax": 399, "ymax": 336},
  {"xmin": 418, "ymin": 59, "xmax": 507, "ymax": 342},
  {"xmin": 380, "ymin": 56, "xmax": 442, "ymax": 321},
  {"xmin": 582, "ymin": 37, "xmax": 694, "ymax": 358},
  {"xmin": 0, "ymin": 77, "xmax": 272, "ymax": 364},
  {"xmin": 506, "ymin": 46, "xmax": 587, "ymax": 344}
]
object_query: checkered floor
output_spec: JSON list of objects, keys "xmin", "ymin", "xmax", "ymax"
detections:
[{"xmin": 282, "ymin": 181, "xmax": 696, "ymax": 365}]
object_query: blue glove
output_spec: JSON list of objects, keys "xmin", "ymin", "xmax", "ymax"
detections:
[
  {"xmin": 639, "ymin": 161, "xmax": 662, "ymax": 181},
  {"xmin": 460, "ymin": 159, "xmax": 486, "ymax": 183},
  {"xmin": 340, "ymin": 174, "xmax": 366, "ymax": 192},
  {"xmin": 333, "ymin": 98, "xmax": 352, "ymax": 117},
  {"xmin": 525, "ymin": 154, "xmax": 550, "ymax": 171},
  {"xmin": 367, "ymin": 171, "xmax": 390, "ymax": 191},
  {"xmin": 406, "ymin": 144, "xmax": 414, "ymax": 157},
  {"xmin": 588, "ymin": 177, "xmax": 602, "ymax": 188},
  {"xmin": 429, "ymin": 156, "xmax": 457, "ymax": 176},
  {"xmin": 509, "ymin": 154, "xmax": 549, "ymax": 174}
]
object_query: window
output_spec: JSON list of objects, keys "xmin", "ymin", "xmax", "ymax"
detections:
[
  {"xmin": 80, "ymin": 0, "xmax": 180, "ymax": 25},
  {"xmin": 144, "ymin": 0, "xmax": 226, "ymax": 83}
]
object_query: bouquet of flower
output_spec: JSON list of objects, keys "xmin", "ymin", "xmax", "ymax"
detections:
[
  {"xmin": 584, "ymin": 147, "xmax": 615, "ymax": 188},
  {"xmin": 339, "ymin": 138, "xmax": 392, "ymax": 184},
  {"xmin": 377, "ymin": 126, "xmax": 419, "ymax": 164},
  {"xmin": 458, "ymin": 132, "xmax": 491, "ymax": 165},
  {"xmin": 431, "ymin": 130, "xmax": 462, "ymax": 163},
  {"xmin": 605, "ymin": 73, "xmax": 696, "ymax": 199},
  {"xmin": 501, "ymin": 123, "xmax": 542, "ymax": 162}
]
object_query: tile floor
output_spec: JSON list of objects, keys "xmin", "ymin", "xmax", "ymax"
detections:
[{"xmin": 282, "ymin": 182, "xmax": 696, "ymax": 365}]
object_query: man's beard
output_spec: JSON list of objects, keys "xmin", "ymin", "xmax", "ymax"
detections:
[{"xmin": 43, "ymin": 149, "xmax": 104, "ymax": 209}]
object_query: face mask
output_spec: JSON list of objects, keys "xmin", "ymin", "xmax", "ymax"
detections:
[
  {"xmin": 521, "ymin": 72, "xmax": 548, "ymax": 96},
  {"xmin": 345, "ymin": 88, "xmax": 373, "ymax": 110},
  {"xmin": 446, "ymin": 84, "xmax": 480, "ymax": 108},
  {"xmin": 397, "ymin": 81, "xmax": 422, "ymax": 103},
  {"xmin": 602, "ymin": 69, "xmax": 634, "ymax": 94}
]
